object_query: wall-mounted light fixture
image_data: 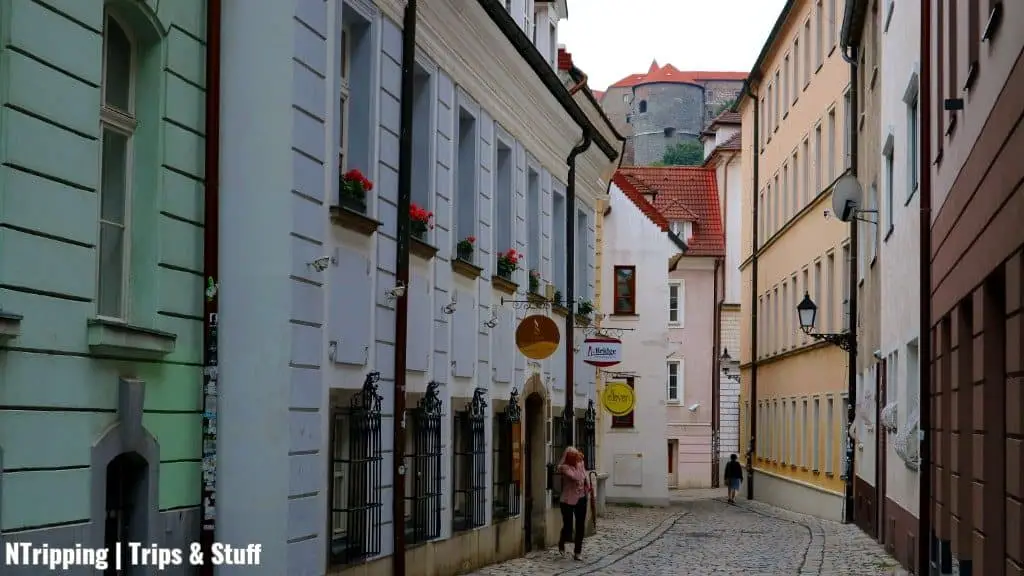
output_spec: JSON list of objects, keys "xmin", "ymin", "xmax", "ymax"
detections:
[
  {"xmin": 441, "ymin": 293, "xmax": 457, "ymax": 315},
  {"xmin": 384, "ymin": 281, "xmax": 406, "ymax": 303},
  {"xmin": 308, "ymin": 255, "xmax": 335, "ymax": 272},
  {"xmin": 483, "ymin": 309, "xmax": 499, "ymax": 329}
]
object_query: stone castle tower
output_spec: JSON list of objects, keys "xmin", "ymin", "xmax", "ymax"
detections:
[{"xmin": 597, "ymin": 61, "xmax": 745, "ymax": 166}]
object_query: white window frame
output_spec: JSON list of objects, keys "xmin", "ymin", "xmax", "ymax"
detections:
[
  {"xmin": 668, "ymin": 280, "xmax": 684, "ymax": 326},
  {"xmin": 666, "ymin": 359, "xmax": 682, "ymax": 403},
  {"xmin": 98, "ymin": 12, "xmax": 138, "ymax": 322},
  {"xmin": 883, "ymin": 132, "xmax": 895, "ymax": 236},
  {"xmin": 825, "ymin": 395, "xmax": 835, "ymax": 475},
  {"xmin": 904, "ymin": 71, "xmax": 921, "ymax": 200},
  {"xmin": 790, "ymin": 399, "xmax": 797, "ymax": 466},
  {"xmin": 339, "ymin": 25, "xmax": 351, "ymax": 172},
  {"xmin": 812, "ymin": 397, "xmax": 821, "ymax": 471}
]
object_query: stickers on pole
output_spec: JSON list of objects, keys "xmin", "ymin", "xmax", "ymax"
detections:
[{"xmin": 515, "ymin": 314, "xmax": 560, "ymax": 360}]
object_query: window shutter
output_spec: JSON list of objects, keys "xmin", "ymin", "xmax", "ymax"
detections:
[{"xmin": 331, "ymin": 247, "xmax": 371, "ymax": 365}]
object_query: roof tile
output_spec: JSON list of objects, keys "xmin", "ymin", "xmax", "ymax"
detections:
[{"xmin": 617, "ymin": 166, "xmax": 725, "ymax": 257}]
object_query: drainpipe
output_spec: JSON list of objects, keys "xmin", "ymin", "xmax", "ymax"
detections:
[
  {"xmin": 711, "ymin": 258, "xmax": 721, "ymax": 487},
  {"xmin": 392, "ymin": 1, "xmax": 418, "ymax": 574},
  {"xmin": 841, "ymin": 38, "xmax": 859, "ymax": 527},
  {"xmin": 745, "ymin": 83, "xmax": 760, "ymax": 501},
  {"xmin": 917, "ymin": 0, "xmax": 933, "ymax": 570},
  {"xmin": 565, "ymin": 133, "xmax": 592, "ymax": 445},
  {"xmin": 199, "ymin": 0, "xmax": 222, "ymax": 573}
]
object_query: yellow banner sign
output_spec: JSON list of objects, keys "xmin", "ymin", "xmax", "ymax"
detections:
[{"xmin": 601, "ymin": 381, "xmax": 635, "ymax": 417}]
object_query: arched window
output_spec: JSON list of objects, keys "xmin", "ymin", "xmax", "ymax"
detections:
[
  {"xmin": 98, "ymin": 13, "xmax": 137, "ymax": 320},
  {"xmin": 638, "ymin": 100, "xmax": 647, "ymax": 114}
]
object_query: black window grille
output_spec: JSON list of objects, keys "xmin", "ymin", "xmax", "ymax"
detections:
[
  {"xmin": 493, "ymin": 387, "xmax": 522, "ymax": 521},
  {"xmin": 576, "ymin": 399, "xmax": 597, "ymax": 471},
  {"xmin": 453, "ymin": 388, "xmax": 487, "ymax": 532},
  {"xmin": 329, "ymin": 371, "xmax": 383, "ymax": 565},
  {"xmin": 549, "ymin": 407, "xmax": 572, "ymax": 503},
  {"xmin": 405, "ymin": 381, "xmax": 443, "ymax": 546}
]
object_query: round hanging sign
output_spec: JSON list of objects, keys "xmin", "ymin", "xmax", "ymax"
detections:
[
  {"xmin": 515, "ymin": 314, "xmax": 560, "ymax": 360},
  {"xmin": 601, "ymin": 381, "xmax": 635, "ymax": 417},
  {"xmin": 582, "ymin": 334, "xmax": 623, "ymax": 368}
]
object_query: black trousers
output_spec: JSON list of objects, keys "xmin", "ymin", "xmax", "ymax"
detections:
[{"xmin": 558, "ymin": 496, "xmax": 587, "ymax": 554}]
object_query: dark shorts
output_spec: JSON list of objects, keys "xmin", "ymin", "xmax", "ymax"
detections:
[{"xmin": 727, "ymin": 478, "xmax": 741, "ymax": 491}]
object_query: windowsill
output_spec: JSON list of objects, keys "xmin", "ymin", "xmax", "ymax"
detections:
[
  {"xmin": 610, "ymin": 312, "xmax": 639, "ymax": 320},
  {"xmin": 609, "ymin": 426, "xmax": 638, "ymax": 433},
  {"xmin": 870, "ymin": 66, "xmax": 879, "ymax": 90},
  {"xmin": 330, "ymin": 205, "xmax": 381, "ymax": 236},
  {"xmin": 451, "ymin": 258, "xmax": 483, "ymax": 280},
  {"xmin": 410, "ymin": 236, "xmax": 438, "ymax": 260},
  {"xmin": 906, "ymin": 183, "xmax": 918, "ymax": 205},
  {"xmin": 87, "ymin": 317, "xmax": 176, "ymax": 359},
  {"xmin": 945, "ymin": 113, "xmax": 958, "ymax": 137},
  {"xmin": 828, "ymin": 45, "xmax": 836, "ymax": 58},
  {"xmin": 816, "ymin": 63, "xmax": 823, "ymax": 74},
  {"xmin": 0, "ymin": 310, "xmax": 23, "ymax": 343},
  {"xmin": 491, "ymin": 275, "xmax": 518, "ymax": 295},
  {"xmin": 527, "ymin": 292, "xmax": 547, "ymax": 306},
  {"xmin": 666, "ymin": 400, "xmax": 681, "ymax": 405},
  {"xmin": 552, "ymin": 304, "xmax": 569, "ymax": 317}
]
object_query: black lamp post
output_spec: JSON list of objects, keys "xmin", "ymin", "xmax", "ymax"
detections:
[{"xmin": 796, "ymin": 292, "xmax": 855, "ymax": 353}]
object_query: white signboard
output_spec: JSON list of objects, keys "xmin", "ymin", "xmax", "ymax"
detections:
[{"xmin": 583, "ymin": 335, "xmax": 622, "ymax": 367}]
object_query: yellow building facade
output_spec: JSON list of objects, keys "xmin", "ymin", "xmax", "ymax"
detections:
[{"xmin": 737, "ymin": 0, "xmax": 853, "ymax": 521}]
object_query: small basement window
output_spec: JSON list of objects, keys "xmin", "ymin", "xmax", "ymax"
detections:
[
  {"xmin": 664, "ymin": 127, "xmax": 676, "ymax": 137},
  {"xmin": 638, "ymin": 100, "xmax": 647, "ymax": 113}
]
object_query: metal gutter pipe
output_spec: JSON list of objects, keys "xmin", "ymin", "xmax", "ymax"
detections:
[
  {"xmin": 392, "ymin": 0, "xmax": 419, "ymax": 573},
  {"xmin": 840, "ymin": 39, "xmax": 859, "ymax": 525},
  {"xmin": 565, "ymin": 133, "xmax": 592, "ymax": 445},
  {"xmin": 199, "ymin": 0, "xmax": 222, "ymax": 572},
  {"xmin": 917, "ymin": 0, "xmax": 933, "ymax": 569},
  {"xmin": 746, "ymin": 83, "xmax": 759, "ymax": 501}
]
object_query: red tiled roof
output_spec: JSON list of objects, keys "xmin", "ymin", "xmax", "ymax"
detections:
[
  {"xmin": 592, "ymin": 89, "xmax": 604, "ymax": 101},
  {"xmin": 617, "ymin": 166, "xmax": 725, "ymax": 257},
  {"xmin": 557, "ymin": 48, "xmax": 573, "ymax": 71},
  {"xmin": 611, "ymin": 173, "xmax": 670, "ymax": 232},
  {"xmin": 609, "ymin": 64, "xmax": 747, "ymax": 89},
  {"xmin": 702, "ymin": 133, "xmax": 743, "ymax": 167},
  {"xmin": 709, "ymin": 110, "xmax": 742, "ymax": 127}
]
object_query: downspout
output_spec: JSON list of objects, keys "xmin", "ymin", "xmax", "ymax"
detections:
[
  {"xmin": 711, "ymin": 258, "xmax": 721, "ymax": 487},
  {"xmin": 841, "ymin": 34, "xmax": 859, "ymax": 527},
  {"xmin": 745, "ymin": 83, "xmax": 760, "ymax": 501},
  {"xmin": 565, "ymin": 133, "xmax": 592, "ymax": 445},
  {"xmin": 392, "ymin": 1, "xmax": 418, "ymax": 573},
  {"xmin": 199, "ymin": 0, "xmax": 222, "ymax": 573},
  {"xmin": 917, "ymin": 0, "xmax": 933, "ymax": 570}
]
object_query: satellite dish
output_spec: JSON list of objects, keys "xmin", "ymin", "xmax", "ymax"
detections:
[{"xmin": 831, "ymin": 173, "xmax": 862, "ymax": 222}]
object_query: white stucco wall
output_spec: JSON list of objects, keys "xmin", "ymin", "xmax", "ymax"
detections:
[
  {"xmin": 879, "ymin": 0, "xmax": 921, "ymax": 518},
  {"xmin": 721, "ymin": 157, "xmax": 743, "ymax": 304},
  {"xmin": 600, "ymin": 183, "xmax": 673, "ymax": 506}
]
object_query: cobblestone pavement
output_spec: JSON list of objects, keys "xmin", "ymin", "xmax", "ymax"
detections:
[{"xmin": 468, "ymin": 489, "xmax": 903, "ymax": 575}]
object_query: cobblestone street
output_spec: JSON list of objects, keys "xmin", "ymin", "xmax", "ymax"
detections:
[{"xmin": 469, "ymin": 490, "xmax": 903, "ymax": 575}]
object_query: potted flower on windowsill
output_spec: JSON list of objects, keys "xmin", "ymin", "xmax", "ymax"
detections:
[
  {"xmin": 410, "ymin": 203, "xmax": 433, "ymax": 241},
  {"xmin": 456, "ymin": 235, "xmax": 476, "ymax": 262},
  {"xmin": 576, "ymin": 298, "xmax": 595, "ymax": 324},
  {"xmin": 528, "ymin": 269, "xmax": 541, "ymax": 294},
  {"xmin": 496, "ymin": 249, "xmax": 520, "ymax": 281},
  {"xmin": 340, "ymin": 168, "xmax": 373, "ymax": 214}
]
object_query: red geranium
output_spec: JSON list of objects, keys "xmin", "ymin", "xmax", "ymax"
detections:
[
  {"xmin": 410, "ymin": 203, "xmax": 434, "ymax": 228},
  {"xmin": 342, "ymin": 168, "xmax": 374, "ymax": 193}
]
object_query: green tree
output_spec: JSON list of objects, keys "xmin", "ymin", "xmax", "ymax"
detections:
[
  {"xmin": 660, "ymin": 140, "xmax": 704, "ymax": 166},
  {"xmin": 713, "ymin": 98, "xmax": 737, "ymax": 117}
]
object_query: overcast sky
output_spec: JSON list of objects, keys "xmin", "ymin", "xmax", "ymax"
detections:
[{"xmin": 558, "ymin": 0, "xmax": 788, "ymax": 91}]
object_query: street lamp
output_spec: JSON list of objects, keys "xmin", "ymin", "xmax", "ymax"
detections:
[{"xmin": 796, "ymin": 292, "xmax": 855, "ymax": 353}]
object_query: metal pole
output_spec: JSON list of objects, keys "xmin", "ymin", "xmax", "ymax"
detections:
[
  {"xmin": 565, "ymin": 135, "xmax": 592, "ymax": 446},
  {"xmin": 199, "ymin": 0, "xmax": 222, "ymax": 572},
  {"xmin": 917, "ymin": 0, "xmax": 933, "ymax": 568},
  {"xmin": 392, "ymin": 1, "xmax": 417, "ymax": 573},
  {"xmin": 844, "ymin": 44, "xmax": 859, "ymax": 525}
]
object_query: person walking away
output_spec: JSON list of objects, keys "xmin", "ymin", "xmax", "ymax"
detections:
[
  {"xmin": 724, "ymin": 453, "xmax": 743, "ymax": 504},
  {"xmin": 557, "ymin": 447, "xmax": 591, "ymax": 560}
]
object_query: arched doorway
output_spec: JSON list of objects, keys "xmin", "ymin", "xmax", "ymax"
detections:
[
  {"xmin": 523, "ymin": 392, "xmax": 546, "ymax": 552},
  {"xmin": 104, "ymin": 452, "xmax": 149, "ymax": 574}
]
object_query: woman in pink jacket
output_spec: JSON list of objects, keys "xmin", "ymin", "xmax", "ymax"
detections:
[{"xmin": 556, "ymin": 447, "xmax": 591, "ymax": 560}]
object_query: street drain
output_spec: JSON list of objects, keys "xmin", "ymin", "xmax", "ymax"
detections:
[{"xmin": 684, "ymin": 532, "xmax": 715, "ymax": 538}]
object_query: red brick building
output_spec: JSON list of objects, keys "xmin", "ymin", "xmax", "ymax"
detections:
[{"xmin": 926, "ymin": 2, "xmax": 1023, "ymax": 575}]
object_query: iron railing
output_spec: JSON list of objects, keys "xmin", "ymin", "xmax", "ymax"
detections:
[
  {"xmin": 406, "ymin": 381, "xmax": 443, "ymax": 546},
  {"xmin": 549, "ymin": 408, "xmax": 571, "ymax": 503},
  {"xmin": 577, "ymin": 400, "xmax": 597, "ymax": 471},
  {"xmin": 493, "ymin": 388, "xmax": 522, "ymax": 521},
  {"xmin": 329, "ymin": 371, "xmax": 383, "ymax": 565},
  {"xmin": 453, "ymin": 388, "xmax": 487, "ymax": 532}
]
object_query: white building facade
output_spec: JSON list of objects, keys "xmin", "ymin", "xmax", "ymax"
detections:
[
  {"xmin": 876, "ymin": 0, "xmax": 921, "ymax": 559},
  {"xmin": 216, "ymin": 0, "xmax": 619, "ymax": 574},
  {"xmin": 598, "ymin": 177, "xmax": 680, "ymax": 506}
]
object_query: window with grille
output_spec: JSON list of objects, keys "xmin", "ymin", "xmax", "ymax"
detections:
[
  {"xmin": 405, "ymin": 382, "xmax": 443, "ymax": 546},
  {"xmin": 576, "ymin": 400, "xmax": 597, "ymax": 470},
  {"xmin": 329, "ymin": 372, "xmax": 384, "ymax": 565},
  {"xmin": 453, "ymin": 388, "xmax": 487, "ymax": 532},
  {"xmin": 493, "ymin": 389, "xmax": 522, "ymax": 521}
]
